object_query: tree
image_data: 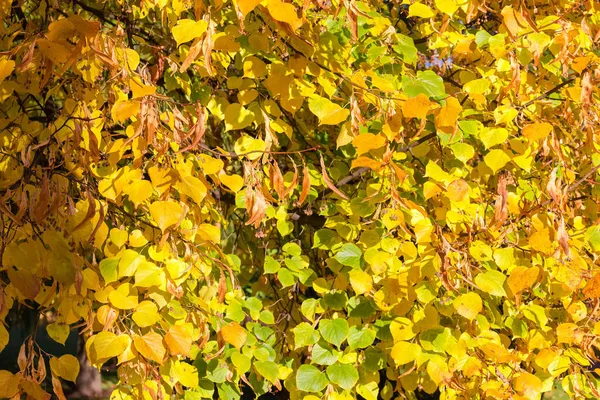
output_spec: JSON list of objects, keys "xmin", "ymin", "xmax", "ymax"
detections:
[{"xmin": 0, "ymin": 0, "xmax": 600, "ymax": 399}]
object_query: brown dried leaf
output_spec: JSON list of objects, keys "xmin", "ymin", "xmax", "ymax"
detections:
[{"xmin": 319, "ymin": 153, "xmax": 349, "ymax": 200}]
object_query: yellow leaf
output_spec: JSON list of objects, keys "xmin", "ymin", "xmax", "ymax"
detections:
[
  {"xmin": 50, "ymin": 354, "xmax": 79, "ymax": 383},
  {"xmin": 266, "ymin": 0, "xmax": 302, "ymax": 31},
  {"xmin": 37, "ymin": 38, "xmax": 72, "ymax": 63},
  {"xmin": 513, "ymin": 372, "xmax": 543, "ymax": 399},
  {"xmin": 352, "ymin": 133, "xmax": 386, "ymax": 155},
  {"xmin": 529, "ymin": 228, "xmax": 554, "ymax": 255},
  {"xmin": 556, "ymin": 323, "xmax": 582, "ymax": 345},
  {"xmin": 435, "ymin": 0, "xmax": 460, "ymax": 16},
  {"xmin": 308, "ymin": 96, "xmax": 349, "ymax": 125},
  {"xmin": 350, "ymin": 156, "xmax": 383, "ymax": 172},
  {"xmin": 135, "ymin": 261, "xmax": 166, "ymax": 288},
  {"xmin": 108, "ymin": 283, "xmax": 139, "ymax": 310},
  {"xmin": 349, "ymin": 270, "xmax": 373, "ymax": 295},
  {"xmin": 402, "ymin": 94, "xmax": 431, "ymax": 119},
  {"xmin": 46, "ymin": 323, "xmax": 70, "ymax": 345},
  {"xmin": 225, "ymin": 103, "xmax": 255, "ymax": 131},
  {"xmin": 583, "ymin": 273, "xmax": 600, "ymax": 299},
  {"xmin": 484, "ymin": 149, "xmax": 511, "ymax": 173},
  {"xmin": 453, "ymin": 292, "xmax": 482, "ymax": 320},
  {"xmin": 522, "ymin": 122, "xmax": 553, "ymax": 142},
  {"xmin": 233, "ymin": 135, "xmax": 266, "ymax": 160},
  {"xmin": 134, "ymin": 332, "xmax": 166, "ymax": 364},
  {"xmin": 0, "ymin": 370, "xmax": 19, "ymax": 398},
  {"xmin": 507, "ymin": 266, "xmax": 539, "ymax": 295},
  {"xmin": 109, "ymin": 228, "xmax": 128, "ymax": 248},
  {"xmin": 390, "ymin": 317, "xmax": 416, "ymax": 341},
  {"xmin": 197, "ymin": 224, "xmax": 221, "ymax": 243},
  {"xmin": 391, "ymin": 341, "xmax": 421, "ymax": 365},
  {"xmin": 197, "ymin": 154, "xmax": 224, "ymax": 175},
  {"xmin": 172, "ymin": 19, "xmax": 208, "ymax": 46},
  {"xmin": 149, "ymin": 201, "xmax": 184, "ymax": 232},
  {"xmin": 176, "ymin": 175, "xmax": 207, "ymax": 205},
  {"xmin": 129, "ymin": 229, "xmax": 149, "ymax": 247},
  {"xmin": 446, "ymin": 179, "xmax": 469, "ymax": 202},
  {"xmin": 132, "ymin": 301, "xmax": 160, "ymax": 328},
  {"xmin": 172, "ymin": 361, "xmax": 199, "ymax": 388},
  {"xmin": 148, "ymin": 166, "xmax": 176, "ymax": 195},
  {"xmin": 0, "ymin": 58, "xmax": 15, "ymax": 86},
  {"xmin": 243, "ymin": 56, "xmax": 267, "ymax": 79},
  {"xmin": 435, "ymin": 97, "xmax": 462, "ymax": 133},
  {"xmin": 221, "ymin": 322, "xmax": 247, "ymax": 349},
  {"xmin": 165, "ymin": 325, "xmax": 193, "ymax": 356},
  {"xmin": 111, "ymin": 100, "xmax": 140, "ymax": 123},
  {"xmin": 122, "ymin": 179, "xmax": 153, "ymax": 207},
  {"xmin": 408, "ymin": 3, "xmax": 435, "ymax": 18},
  {"xmin": 88, "ymin": 332, "xmax": 131, "ymax": 366},
  {"xmin": 237, "ymin": 0, "xmax": 261, "ymax": 16},
  {"xmin": 220, "ymin": 173, "xmax": 244, "ymax": 192},
  {"xmin": 130, "ymin": 77, "xmax": 156, "ymax": 99}
]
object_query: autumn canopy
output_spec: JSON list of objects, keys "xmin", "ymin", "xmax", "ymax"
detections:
[{"xmin": 1, "ymin": 0, "xmax": 600, "ymax": 399}]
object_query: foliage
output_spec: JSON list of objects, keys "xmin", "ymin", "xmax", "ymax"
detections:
[{"xmin": 1, "ymin": 0, "xmax": 600, "ymax": 399}]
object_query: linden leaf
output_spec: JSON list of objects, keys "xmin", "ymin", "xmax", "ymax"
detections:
[
  {"xmin": 475, "ymin": 270, "xmax": 507, "ymax": 297},
  {"xmin": 583, "ymin": 273, "xmax": 600, "ymax": 299},
  {"xmin": 0, "ymin": 58, "xmax": 15, "ymax": 86},
  {"xmin": 149, "ymin": 201, "xmax": 183, "ymax": 232},
  {"xmin": 46, "ymin": 323, "xmax": 70, "ymax": 345},
  {"xmin": 446, "ymin": 179, "xmax": 469, "ymax": 202},
  {"xmin": 513, "ymin": 372, "xmax": 543, "ymax": 399},
  {"xmin": 402, "ymin": 70, "xmax": 445, "ymax": 99},
  {"xmin": 326, "ymin": 363, "xmax": 358, "ymax": 391},
  {"xmin": 334, "ymin": 243, "xmax": 362, "ymax": 268},
  {"xmin": 318, "ymin": 318, "xmax": 349, "ymax": 348},
  {"xmin": 50, "ymin": 354, "xmax": 79, "ymax": 383},
  {"xmin": 108, "ymin": 283, "xmax": 139, "ymax": 310},
  {"xmin": 238, "ymin": 0, "xmax": 261, "ymax": 16},
  {"xmin": 529, "ymin": 228, "xmax": 554, "ymax": 255},
  {"xmin": 165, "ymin": 325, "xmax": 193, "ymax": 356},
  {"xmin": 88, "ymin": 332, "xmax": 130, "ymax": 366},
  {"xmin": 352, "ymin": 133, "xmax": 386, "ymax": 155},
  {"xmin": 225, "ymin": 103, "xmax": 255, "ymax": 131},
  {"xmin": 221, "ymin": 322, "xmax": 247, "ymax": 349},
  {"xmin": 349, "ymin": 269, "xmax": 373, "ymax": 295},
  {"xmin": 243, "ymin": 56, "xmax": 267, "ymax": 79},
  {"xmin": 296, "ymin": 365, "xmax": 329, "ymax": 392},
  {"xmin": 507, "ymin": 266, "xmax": 540, "ymax": 295},
  {"xmin": 172, "ymin": 19, "xmax": 208, "ymax": 46},
  {"xmin": 133, "ymin": 332, "xmax": 166, "ymax": 364},
  {"xmin": 522, "ymin": 122, "xmax": 553, "ymax": 142},
  {"xmin": 391, "ymin": 341, "xmax": 421, "ymax": 365},
  {"xmin": 435, "ymin": 97, "xmax": 462, "ymax": 133},
  {"xmin": 408, "ymin": 2, "xmax": 435, "ymax": 18},
  {"xmin": 176, "ymin": 175, "xmax": 207, "ymax": 205},
  {"xmin": 402, "ymin": 93, "xmax": 431, "ymax": 119},
  {"xmin": 132, "ymin": 301, "xmax": 160, "ymax": 328},
  {"xmin": 111, "ymin": 100, "xmax": 140, "ymax": 123},
  {"xmin": 293, "ymin": 322, "xmax": 321, "ymax": 349},
  {"xmin": 233, "ymin": 135, "xmax": 266, "ymax": 160},
  {"xmin": 453, "ymin": 292, "xmax": 482, "ymax": 320},
  {"xmin": 484, "ymin": 149, "xmax": 511, "ymax": 173},
  {"xmin": 266, "ymin": 0, "xmax": 303, "ymax": 31},
  {"xmin": 0, "ymin": 370, "xmax": 19, "ymax": 398},
  {"xmin": 308, "ymin": 96, "xmax": 350, "ymax": 125},
  {"xmin": 220, "ymin": 173, "xmax": 244, "ymax": 192}
]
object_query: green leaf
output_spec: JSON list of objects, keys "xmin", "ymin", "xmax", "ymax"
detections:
[
  {"xmin": 334, "ymin": 243, "xmax": 362, "ymax": 268},
  {"xmin": 254, "ymin": 360, "xmax": 279, "ymax": 383},
  {"xmin": 318, "ymin": 319, "xmax": 349, "ymax": 347},
  {"xmin": 264, "ymin": 256, "xmax": 280, "ymax": 274},
  {"xmin": 277, "ymin": 268, "xmax": 296, "ymax": 287},
  {"xmin": 402, "ymin": 70, "xmax": 446, "ymax": 99},
  {"xmin": 392, "ymin": 34, "xmax": 418, "ymax": 65},
  {"xmin": 585, "ymin": 225, "xmax": 600, "ymax": 251},
  {"xmin": 475, "ymin": 270, "xmax": 507, "ymax": 297},
  {"xmin": 347, "ymin": 326, "xmax": 376, "ymax": 349},
  {"xmin": 293, "ymin": 322, "xmax": 320, "ymax": 349},
  {"xmin": 231, "ymin": 351, "xmax": 251, "ymax": 374},
  {"xmin": 296, "ymin": 365, "xmax": 329, "ymax": 392},
  {"xmin": 326, "ymin": 363, "xmax": 359, "ymax": 391},
  {"xmin": 99, "ymin": 257, "xmax": 119, "ymax": 284}
]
